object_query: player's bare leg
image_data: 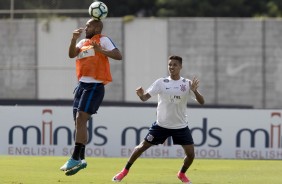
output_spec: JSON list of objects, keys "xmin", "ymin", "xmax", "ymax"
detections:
[
  {"xmin": 60, "ymin": 111, "xmax": 89, "ymax": 174},
  {"xmin": 177, "ymin": 144, "xmax": 194, "ymax": 184},
  {"xmin": 112, "ymin": 141, "xmax": 153, "ymax": 182}
]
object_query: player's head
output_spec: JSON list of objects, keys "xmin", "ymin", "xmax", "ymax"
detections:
[
  {"xmin": 85, "ymin": 18, "xmax": 103, "ymax": 39},
  {"xmin": 168, "ymin": 55, "xmax": 182, "ymax": 77},
  {"xmin": 169, "ymin": 55, "xmax": 182, "ymax": 65}
]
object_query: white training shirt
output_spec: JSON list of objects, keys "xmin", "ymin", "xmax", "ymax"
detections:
[
  {"xmin": 76, "ymin": 36, "xmax": 117, "ymax": 83},
  {"xmin": 146, "ymin": 76, "xmax": 195, "ymax": 129}
]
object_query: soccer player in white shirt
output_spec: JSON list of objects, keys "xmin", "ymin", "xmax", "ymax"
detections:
[{"xmin": 113, "ymin": 55, "xmax": 204, "ymax": 184}]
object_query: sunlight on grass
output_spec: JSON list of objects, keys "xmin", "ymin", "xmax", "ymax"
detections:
[{"xmin": 0, "ymin": 156, "xmax": 281, "ymax": 184}]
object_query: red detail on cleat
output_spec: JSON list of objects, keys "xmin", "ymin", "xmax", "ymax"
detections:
[
  {"xmin": 177, "ymin": 171, "xmax": 192, "ymax": 184},
  {"xmin": 112, "ymin": 168, "xmax": 129, "ymax": 182}
]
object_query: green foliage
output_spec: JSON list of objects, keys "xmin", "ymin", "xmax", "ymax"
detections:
[
  {"xmin": 0, "ymin": 0, "xmax": 11, "ymax": 9},
  {"xmin": 155, "ymin": 0, "xmax": 282, "ymax": 17},
  {"xmin": 2, "ymin": 0, "xmax": 282, "ymax": 18}
]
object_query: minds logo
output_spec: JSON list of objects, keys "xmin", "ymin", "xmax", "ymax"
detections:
[
  {"xmin": 8, "ymin": 109, "xmax": 107, "ymax": 146},
  {"xmin": 236, "ymin": 112, "xmax": 282, "ymax": 148},
  {"xmin": 235, "ymin": 112, "xmax": 282, "ymax": 159}
]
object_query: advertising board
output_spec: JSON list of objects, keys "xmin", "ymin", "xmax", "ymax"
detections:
[{"xmin": 1, "ymin": 106, "xmax": 281, "ymax": 159}]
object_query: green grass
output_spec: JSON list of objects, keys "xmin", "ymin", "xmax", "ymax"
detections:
[{"xmin": 0, "ymin": 156, "xmax": 281, "ymax": 184}]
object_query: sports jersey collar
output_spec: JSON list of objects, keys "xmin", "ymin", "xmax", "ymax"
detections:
[{"xmin": 168, "ymin": 76, "xmax": 183, "ymax": 81}]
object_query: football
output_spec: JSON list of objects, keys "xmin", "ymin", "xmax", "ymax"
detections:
[{"xmin": 88, "ymin": 1, "xmax": 108, "ymax": 20}]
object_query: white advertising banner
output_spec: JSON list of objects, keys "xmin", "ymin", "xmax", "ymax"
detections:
[{"xmin": 0, "ymin": 106, "xmax": 281, "ymax": 159}]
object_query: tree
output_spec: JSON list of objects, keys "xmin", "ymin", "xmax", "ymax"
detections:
[{"xmin": 154, "ymin": 0, "xmax": 282, "ymax": 17}]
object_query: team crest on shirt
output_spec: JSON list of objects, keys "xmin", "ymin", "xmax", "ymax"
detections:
[
  {"xmin": 180, "ymin": 84, "xmax": 186, "ymax": 92},
  {"xmin": 163, "ymin": 79, "xmax": 169, "ymax": 83},
  {"xmin": 146, "ymin": 134, "xmax": 154, "ymax": 142}
]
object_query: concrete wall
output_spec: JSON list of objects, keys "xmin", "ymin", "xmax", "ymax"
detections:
[
  {"xmin": 216, "ymin": 19, "xmax": 263, "ymax": 107},
  {"xmin": 37, "ymin": 18, "xmax": 77, "ymax": 99},
  {"xmin": 124, "ymin": 18, "xmax": 167, "ymax": 102},
  {"xmin": 265, "ymin": 20, "xmax": 282, "ymax": 108},
  {"xmin": 1, "ymin": 17, "xmax": 282, "ymax": 108},
  {"xmin": 36, "ymin": 18, "xmax": 124, "ymax": 101},
  {"xmin": 168, "ymin": 18, "xmax": 216, "ymax": 105},
  {"xmin": 0, "ymin": 19, "xmax": 36, "ymax": 99}
]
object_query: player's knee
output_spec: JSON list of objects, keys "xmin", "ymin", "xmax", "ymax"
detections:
[
  {"xmin": 75, "ymin": 120, "xmax": 86, "ymax": 129},
  {"xmin": 76, "ymin": 111, "xmax": 90, "ymax": 122},
  {"xmin": 134, "ymin": 144, "xmax": 143, "ymax": 153},
  {"xmin": 134, "ymin": 142, "xmax": 149, "ymax": 153}
]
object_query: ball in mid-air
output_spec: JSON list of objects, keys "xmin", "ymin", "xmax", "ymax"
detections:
[{"xmin": 88, "ymin": 1, "xmax": 108, "ymax": 20}]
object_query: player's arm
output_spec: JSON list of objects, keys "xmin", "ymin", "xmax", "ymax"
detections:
[
  {"xmin": 69, "ymin": 28, "xmax": 83, "ymax": 58},
  {"xmin": 92, "ymin": 42, "xmax": 122, "ymax": 60},
  {"xmin": 192, "ymin": 90, "xmax": 204, "ymax": 105},
  {"xmin": 190, "ymin": 77, "xmax": 205, "ymax": 105},
  {"xmin": 136, "ymin": 87, "xmax": 151, "ymax": 102}
]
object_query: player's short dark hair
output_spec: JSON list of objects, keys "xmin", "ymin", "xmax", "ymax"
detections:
[
  {"xmin": 169, "ymin": 55, "xmax": 182, "ymax": 65},
  {"xmin": 90, "ymin": 19, "xmax": 103, "ymax": 30}
]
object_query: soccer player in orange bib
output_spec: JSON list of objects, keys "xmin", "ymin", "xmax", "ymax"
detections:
[{"xmin": 60, "ymin": 18, "xmax": 122, "ymax": 176}]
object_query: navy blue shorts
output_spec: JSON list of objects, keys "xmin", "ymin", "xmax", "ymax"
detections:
[
  {"xmin": 73, "ymin": 82, "xmax": 105, "ymax": 120},
  {"xmin": 144, "ymin": 122, "xmax": 194, "ymax": 145}
]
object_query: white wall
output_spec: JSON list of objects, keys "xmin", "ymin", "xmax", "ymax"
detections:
[
  {"xmin": 2, "ymin": 18, "xmax": 282, "ymax": 108},
  {"xmin": 36, "ymin": 18, "xmax": 168, "ymax": 102},
  {"xmin": 124, "ymin": 18, "xmax": 168, "ymax": 102},
  {"xmin": 37, "ymin": 18, "xmax": 78, "ymax": 99}
]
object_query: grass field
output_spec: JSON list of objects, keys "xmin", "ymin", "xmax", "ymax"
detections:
[{"xmin": 0, "ymin": 156, "xmax": 281, "ymax": 184}]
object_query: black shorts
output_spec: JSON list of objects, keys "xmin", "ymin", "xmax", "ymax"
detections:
[
  {"xmin": 144, "ymin": 122, "xmax": 194, "ymax": 145},
  {"xmin": 73, "ymin": 82, "xmax": 105, "ymax": 120}
]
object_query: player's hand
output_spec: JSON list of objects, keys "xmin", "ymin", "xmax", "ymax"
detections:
[
  {"xmin": 91, "ymin": 42, "xmax": 103, "ymax": 52},
  {"xmin": 136, "ymin": 86, "xmax": 144, "ymax": 97},
  {"xmin": 190, "ymin": 77, "xmax": 200, "ymax": 92},
  {"xmin": 72, "ymin": 28, "xmax": 84, "ymax": 40}
]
